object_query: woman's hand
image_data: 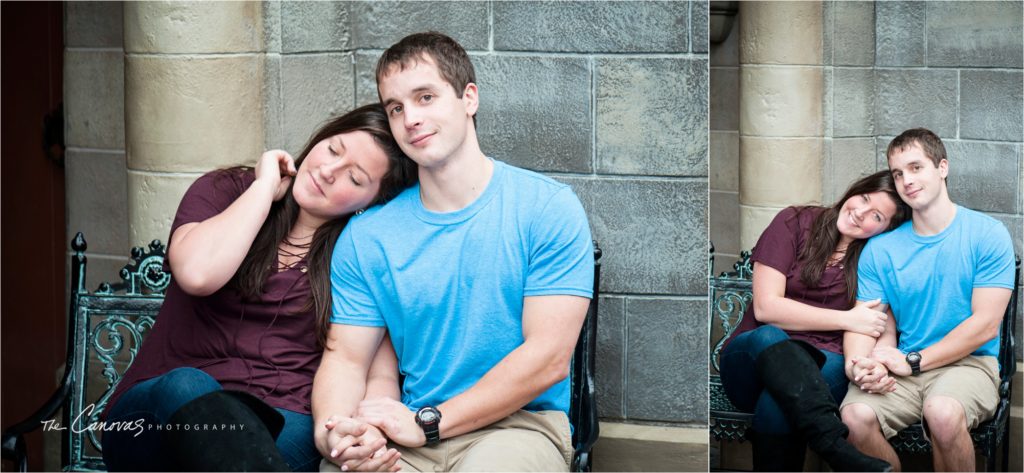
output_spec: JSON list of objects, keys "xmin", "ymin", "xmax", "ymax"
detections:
[
  {"xmin": 255, "ymin": 149, "xmax": 296, "ymax": 201},
  {"xmin": 850, "ymin": 356, "xmax": 896, "ymax": 394},
  {"xmin": 320, "ymin": 416, "xmax": 401, "ymax": 472},
  {"xmin": 843, "ymin": 299, "xmax": 887, "ymax": 337}
]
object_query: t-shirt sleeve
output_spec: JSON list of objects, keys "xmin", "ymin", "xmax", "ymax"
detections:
[
  {"xmin": 751, "ymin": 207, "xmax": 801, "ymax": 275},
  {"xmin": 973, "ymin": 219, "xmax": 1016, "ymax": 289},
  {"xmin": 856, "ymin": 239, "xmax": 888, "ymax": 303},
  {"xmin": 165, "ymin": 170, "xmax": 251, "ymax": 263},
  {"xmin": 524, "ymin": 186, "xmax": 594, "ymax": 298},
  {"xmin": 170, "ymin": 171, "xmax": 251, "ymax": 236},
  {"xmin": 330, "ymin": 223, "xmax": 386, "ymax": 326}
]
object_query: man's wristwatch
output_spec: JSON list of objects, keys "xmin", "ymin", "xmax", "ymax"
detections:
[
  {"xmin": 906, "ymin": 351, "xmax": 922, "ymax": 376},
  {"xmin": 415, "ymin": 406, "xmax": 442, "ymax": 445}
]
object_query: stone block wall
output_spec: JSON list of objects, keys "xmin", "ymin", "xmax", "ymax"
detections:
[
  {"xmin": 64, "ymin": 1, "xmax": 710, "ymax": 427},
  {"xmin": 64, "ymin": 1, "xmax": 130, "ymax": 291},
  {"xmin": 711, "ymin": 0, "xmax": 1023, "ymax": 359}
]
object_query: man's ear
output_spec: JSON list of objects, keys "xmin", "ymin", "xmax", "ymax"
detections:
[
  {"xmin": 461, "ymin": 82, "xmax": 479, "ymax": 117},
  {"xmin": 938, "ymin": 158, "xmax": 949, "ymax": 179}
]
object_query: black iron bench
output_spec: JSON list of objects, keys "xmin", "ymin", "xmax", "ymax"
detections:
[
  {"xmin": 2, "ymin": 233, "xmax": 602, "ymax": 472},
  {"xmin": 708, "ymin": 243, "xmax": 1020, "ymax": 472}
]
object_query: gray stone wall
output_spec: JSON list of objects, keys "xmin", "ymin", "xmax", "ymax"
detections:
[
  {"xmin": 64, "ymin": 1, "xmax": 131, "ymax": 291},
  {"xmin": 709, "ymin": 8, "xmax": 740, "ymax": 274},
  {"xmin": 711, "ymin": 1, "xmax": 1023, "ymax": 359},
  {"xmin": 65, "ymin": 1, "xmax": 709, "ymax": 427}
]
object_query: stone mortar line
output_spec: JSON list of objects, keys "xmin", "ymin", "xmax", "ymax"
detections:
[
  {"xmin": 65, "ymin": 47, "xmax": 123, "ymax": 53},
  {"xmin": 955, "ymin": 138, "xmax": 1024, "ymax": 145},
  {"xmin": 620, "ymin": 296, "xmax": 628, "ymax": 418},
  {"xmin": 687, "ymin": 0, "xmax": 693, "ymax": 53},
  {"xmin": 955, "ymin": 69, "xmax": 961, "ymax": 139},
  {"xmin": 487, "ymin": 1, "xmax": 494, "ymax": 53},
  {"xmin": 605, "ymin": 294, "xmax": 709, "ymax": 301},
  {"xmin": 125, "ymin": 169, "xmax": 205, "ymax": 178},
  {"xmin": 350, "ymin": 52, "xmax": 358, "ymax": 110},
  {"xmin": 65, "ymin": 147, "xmax": 125, "ymax": 155},
  {"xmin": 589, "ymin": 56, "xmax": 598, "ymax": 176},
  {"xmin": 125, "ymin": 52, "xmax": 268, "ymax": 58},
  {"xmin": 736, "ymin": 134, "xmax": 833, "ymax": 139},
  {"xmin": 923, "ymin": 3, "xmax": 929, "ymax": 65},
  {"xmin": 869, "ymin": 66, "xmax": 1023, "ymax": 72},
  {"xmin": 545, "ymin": 172, "xmax": 708, "ymax": 182},
  {"xmin": 874, "ymin": 136, "xmax": 1024, "ymax": 146},
  {"xmin": 343, "ymin": 48, "xmax": 700, "ymax": 59}
]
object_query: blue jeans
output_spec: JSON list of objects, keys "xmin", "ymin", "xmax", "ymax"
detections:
[
  {"xmin": 719, "ymin": 325, "xmax": 848, "ymax": 434},
  {"xmin": 102, "ymin": 367, "xmax": 320, "ymax": 471}
]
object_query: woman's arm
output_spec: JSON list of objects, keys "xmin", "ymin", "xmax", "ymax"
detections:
[
  {"xmin": 168, "ymin": 151, "xmax": 296, "ymax": 296},
  {"xmin": 752, "ymin": 262, "xmax": 887, "ymax": 337}
]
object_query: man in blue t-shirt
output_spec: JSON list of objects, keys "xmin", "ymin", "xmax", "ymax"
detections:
[
  {"xmin": 311, "ymin": 32, "xmax": 594, "ymax": 472},
  {"xmin": 839, "ymin": 128, "xmax": 1015, "ymax": 472}
]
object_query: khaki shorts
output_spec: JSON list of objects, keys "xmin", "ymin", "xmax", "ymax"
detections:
[
  {"xmin": 840, "ymin": 355, "xmax": 999, "ymax": 439},
  {"xmin": 321, "ymin": 410, "xmax": 571, "ymax": 472}
]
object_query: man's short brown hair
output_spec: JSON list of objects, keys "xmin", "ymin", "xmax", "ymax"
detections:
[
  {"xmin": 375, "ymin": 31, "xmax": 476, "ymax": 100},
  {"xmin": 886, "ymin": 127, "xmax": 948, "ymax": 168}
]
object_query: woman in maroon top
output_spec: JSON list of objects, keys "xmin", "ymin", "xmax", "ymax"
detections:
[
  {"xmin": 102, "ymin": 104, "xmax": 416, "ymax": 472},
  {"xmin": 719, "ymin": 171, "xmax": 910, "ymax": 472}
]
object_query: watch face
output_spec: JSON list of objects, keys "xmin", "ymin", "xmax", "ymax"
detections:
[
  {"xmin": 908, "ymin": 352, "xmax": 921, "ymax": 363},
  {"xmin": 420, "ymin": 410, "xmax": 438, "ymax": 423}
]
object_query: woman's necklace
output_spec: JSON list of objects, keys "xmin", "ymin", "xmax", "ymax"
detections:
[
  {"xmin": 277, "ymin": 234, "xmax": 313, "ymax": 271},
  {"xmin": 826, "ymin": 245, "xmax": 847, "ymax": 269}
]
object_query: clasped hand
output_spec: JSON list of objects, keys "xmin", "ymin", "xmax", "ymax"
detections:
[
  {"xmin": 848, "ymin": 356, "xmax": 897, "ymax": 394},
  {"xmin": 320, "ymin": 416, "xmax": 401, "ymax": 472}
]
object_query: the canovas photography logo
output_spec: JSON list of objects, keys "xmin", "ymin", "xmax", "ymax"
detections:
[{"xmin": 41, "ymin": 403, "xmax": 247, "ymax": 438}]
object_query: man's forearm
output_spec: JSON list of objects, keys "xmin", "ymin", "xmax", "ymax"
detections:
[
  {"xmin": 436, "ymin": 337, "xmax": 571, "ymax": 439},
  {"xmin": 919, "ymin": 314, "xmax": 1001, "ymax": 371}
]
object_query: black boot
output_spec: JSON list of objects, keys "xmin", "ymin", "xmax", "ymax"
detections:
[
  {"xmin": 755, "ymin": 340, "xmax": 892, "ymax": 472},
  {"xmin": 750, "ymin": 430, "xmax": 806, "ymax": 472},
  {"xmin": 164, "ymin": 390, "xmax": 291, "ymax": 471}
]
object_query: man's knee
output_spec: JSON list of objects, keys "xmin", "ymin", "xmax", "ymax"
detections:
[
  {"xmin": 923, "ymin": 396, "xmax": 968, "ymax": 445},
  {"xmin": 841, "ymin": 403, "xmax": 880, "ymax": 438}
]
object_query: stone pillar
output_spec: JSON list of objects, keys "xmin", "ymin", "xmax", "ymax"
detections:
[
  {"xmin": 123, "ymin": 1, "xmax": 267, "ymax": 245},
  {"xmin": 737, "ymin": 1, "xmax": 824, "ymax": 250}
]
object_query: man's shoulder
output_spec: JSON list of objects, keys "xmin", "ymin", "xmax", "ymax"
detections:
[
  {"xmin": 956, "ymin": 205, "xmax": 1006, "ymax": 233},
  {"xmin": 498, "ymin": 160, "xmax": 573, "ymax": 196}
]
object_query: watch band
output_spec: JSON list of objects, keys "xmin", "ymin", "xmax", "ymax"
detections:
[{"xmin": 906, "ymin": 351, "xmax": 922, "ymax": 376}]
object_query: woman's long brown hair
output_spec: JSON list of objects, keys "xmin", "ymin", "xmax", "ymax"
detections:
[
  {"xmin": 795, "ymin": 170, "xmax": 910, "ymax": 307},
  {"xmin": 227, "ymin": 104, "xmax": 416, "ymax": 348}
]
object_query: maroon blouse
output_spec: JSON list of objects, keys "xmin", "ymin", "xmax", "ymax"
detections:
[
  {"xmin": 726, "ymin": 206, "xmax": 849, "ymax": 354},
  {"xmin": 107, "ymin": 170, "xmax": 321, "ymax": 416}
]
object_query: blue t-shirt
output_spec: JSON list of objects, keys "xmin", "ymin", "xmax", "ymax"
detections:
[
  {"xmin": 857, "ymin": 206, "xmax": 1015, "ymax": 357},
  {"xmin": 330, "ymin": 159, "xmax": 594, "ymax": 414}
]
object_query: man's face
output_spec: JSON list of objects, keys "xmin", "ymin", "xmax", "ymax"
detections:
[
  {"xmin": 888, "ymin": 142, "xmax": 948, "ymax": 211},
  {"xmin": 378, "ymin": 56, "xmax": 477, "ymax": 169}
]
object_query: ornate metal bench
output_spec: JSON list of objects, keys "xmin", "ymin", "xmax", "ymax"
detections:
[
  {"xmin": 708, "ymin": 243, "xmax": 1020, "ymax": 471},
  {"xmin": 2, "ymin": 233, "xmax": 602, "ymax": 472}
]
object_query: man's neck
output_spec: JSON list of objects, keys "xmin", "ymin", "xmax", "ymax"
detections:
[
  {"xmin": 911, "ymin": 191, "xmax": 957, "ymax": 236},
  {"xmin": 418, "ymin": 139, "xmax": 492, "ymax": 213}
]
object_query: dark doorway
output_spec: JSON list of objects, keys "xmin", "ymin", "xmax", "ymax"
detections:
[{"xmin": 2, "ymin": 2, "xmax": 67, "ymax": 471}]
